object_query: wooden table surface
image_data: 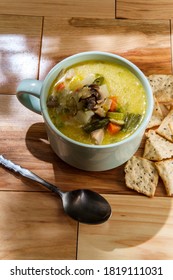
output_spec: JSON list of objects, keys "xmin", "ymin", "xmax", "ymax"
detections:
[{"xmin": 0, "ymin": 0, "xmax": 173, "ymax": 260}]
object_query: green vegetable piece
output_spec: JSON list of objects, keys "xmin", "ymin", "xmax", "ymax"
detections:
[
  {"xmin": 107, "ymin": 112, "xmax": 125, "ymax": 121},
  {"xmin": 122, "ymin": 113, "xmax": 142, "ymax": 132},
  {"xmin": 93, "ymin": 75, "xmax": 104, "ymax": 86},
  {"xmin": 83, "ymin": 118, "xmax": 109, "ymax": 133}
]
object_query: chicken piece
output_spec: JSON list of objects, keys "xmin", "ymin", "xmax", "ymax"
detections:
[
  {"xmin": 91, "ymin": 128, "xmax": 104, "ymax": 145},
  {"xmin": 94, "ymin": 107, "xmax": 106, "ymax": 117}
]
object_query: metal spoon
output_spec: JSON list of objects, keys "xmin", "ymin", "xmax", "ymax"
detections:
[{"xmin": 0, "ymin": 155, "xmax": 111, "ymax": 224}]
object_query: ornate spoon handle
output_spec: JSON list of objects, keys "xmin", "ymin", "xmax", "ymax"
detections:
[{"xmin": 0, "ymin": 155, "xmax": 60, "ymax": 194}]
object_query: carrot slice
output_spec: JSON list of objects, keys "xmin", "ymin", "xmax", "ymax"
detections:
[
  {"xmin": 109, "ymin": 97, "xmax": 117, "ymax": 112},
  {"xmin": 107, "ymin": 122, "xmax": 121, "ymax": 134},
  {"xmin": 55, "ymin": 82, "xmax": 65, "ymax": 91}
]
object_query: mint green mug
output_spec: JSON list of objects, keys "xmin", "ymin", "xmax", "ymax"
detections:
[{"xmin": 16, "ymin": 51, "xmax": 153, "ymax": 171}]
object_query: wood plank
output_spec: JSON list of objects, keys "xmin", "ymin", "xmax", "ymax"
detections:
[
  {"xmin": 0, "ymin": 191, "xmax": 77, "ymax": 259},
  {"xmin": 0, "ymin": 15, "xmax": 42, "ymax": 94},
  {"xmin": 0, "ymin": 94, "xmax": 64, "ymax": 192},
  {"xmin": 77, "ymin": 194, "xmax": 173, "ymax": 259},
  {"xmin": 116, "ymin": 0, "xmax": 173, "ymax": 19},
  {"xmin": 0, "ymin": 0, "xmax": 115, "ymax": 18},
  {"xmin": 171, "ymin": 20, "xmax": 173, "ymax": 71},
  {"xmin": 40, "ymin": 17, "xmax": 171, "ymax": 79},
  {"xmin": 0, "ymin": 95, "xmax": 167, "ymax": 197}
]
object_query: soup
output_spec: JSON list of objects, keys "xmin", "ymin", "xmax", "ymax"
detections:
[{"xmin": 47, "ymin": 60, "xmax": 146, "ymax": 145}]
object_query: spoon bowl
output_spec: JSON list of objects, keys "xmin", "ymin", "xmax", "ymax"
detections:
[
  {"xmin": 0, "ymin": 155, "xmax": 111, "ymax": 224},
  {"xmin": 62, "ymin": 189, "xmax": 111, "ymax": 224}
]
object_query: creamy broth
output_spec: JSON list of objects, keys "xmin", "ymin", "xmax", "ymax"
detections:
[{"xmin": 47, "ymin": 61, "xmax": 146, "ymax": 145}]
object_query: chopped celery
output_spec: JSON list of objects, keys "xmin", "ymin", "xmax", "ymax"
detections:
[{"xmin": 107, "ymin": 112, "xmax": 125, "ymax": 121}]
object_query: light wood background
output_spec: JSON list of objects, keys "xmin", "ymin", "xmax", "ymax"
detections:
[
  {"xmin": 0, "ymin": 0, "xmax": 173, "ymax": 260},
  {"xmin": 116, "ymin": 0, "xmax": 173, "ymax": 19}
]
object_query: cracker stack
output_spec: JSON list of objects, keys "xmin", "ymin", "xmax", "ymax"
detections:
[{"xmin": 124, "ymin": 74, "xmax": 173, "ymax": 197}]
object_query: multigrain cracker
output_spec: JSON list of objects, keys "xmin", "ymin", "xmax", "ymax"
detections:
[
  {"xmin": 143, "ymin": 139, "xmax": 161, "ymax": 161},
  {"xmin": 169, "ymin": 122, "xmax": 173, "ymax": 135},
  {"xmin": 143, "ymin": 129, "xmax": 173, "ymax": 160},
  {"xmin": 124, "ymin": 156, "xmax": 159, "ymax": 197},
  {"xmin": 156, "ymin": 109, "xmax": 173, "ymax": 142},
  {"xmin": 155, "ymin": 159, "xmax": 173, "ymax": 196},
  {"xmin": 148, "ymin": 74, "xmax": 173, "ymax": 103},
  {"xmin": 159, "ymin": 103, "xmax": 170, "ymax": 118},
  {"xmin": 147, "ymin": 97, "xmax": 163, "ymax": 128}
]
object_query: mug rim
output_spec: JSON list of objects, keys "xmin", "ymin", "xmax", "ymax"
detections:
[{"xmin": 41, "ymin": 51, "xmax": 153, "ymax": 149}]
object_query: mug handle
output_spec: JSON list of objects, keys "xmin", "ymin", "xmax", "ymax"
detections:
[{"xmin": 16, "ymin": 79, "xmax": 43, "ymax": 115}]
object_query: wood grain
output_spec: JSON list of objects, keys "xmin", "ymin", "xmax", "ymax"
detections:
[
  {"xmin": 77, "ymin": 194, "xmax": 173, "ymax": 259},
  {"xmin": 0, "ymin": 191, "xmax": 77, "ymax": 259},
  {"xmin": 116, "ymin": 0, "xmax": 173, "ymax": 19},
  {"xmin": 40, "ymin": 17, "xmax": 171, "ymax": 79},
  {"xmin": 171, "ymin": 20, "xmax": 173, "ymax": 71},
  {"xmin": 0, "ymin": 15, "xmax": 42, "ymax": 94},
  {"xmin": 0, "ymin": 0, "xmax": 115, "ymax": 18}
]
